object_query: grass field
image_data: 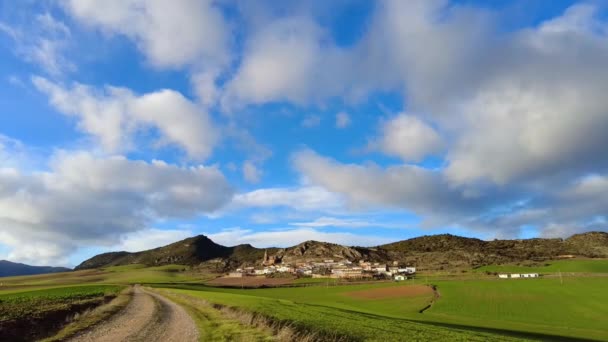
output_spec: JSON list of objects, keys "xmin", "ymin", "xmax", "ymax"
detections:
[
  {"xmin": 424, "ymin": 277, "xmax": 608, "ymax": 341},
  {"xmin": 474, "ymin": 259, "xmax": 608, "ymax": 274},
  {"xmin": 156, "ymin": 282, "xmax": 535, "ymax": 341},
  {"xmin": 155, "ymin": 275, "xmax": 608, "ymax": 341},
  {"xmin": 2, "ymin": 260, "xmax": 607, "ymax": 341}
]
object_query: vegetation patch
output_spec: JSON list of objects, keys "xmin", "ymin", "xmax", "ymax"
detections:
[{"xmin": 0, "ymin": 285, "xmax": 123, "ymax": 341}]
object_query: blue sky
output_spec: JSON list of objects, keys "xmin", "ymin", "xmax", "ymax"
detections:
[{"xmin": 1, "ymin": 0, "xmax": 607, "ymax": 267}]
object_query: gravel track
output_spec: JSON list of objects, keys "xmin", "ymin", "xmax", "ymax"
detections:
[{"xmin": 68, "ymin": 285, "xmax": 198, "ymax": 342}]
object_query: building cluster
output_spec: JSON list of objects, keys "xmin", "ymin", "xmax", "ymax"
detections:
[
  {"xmin": 229, "ymin": 257, "xmax": 416, "ymax": 281},
  {"xmin": 498, "ymin": 273, "xmax": 539, "ymax": 279}
]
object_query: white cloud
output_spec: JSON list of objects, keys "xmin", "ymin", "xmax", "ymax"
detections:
[
  {"xmin": 63, "ymin": 0, "xmax": 230, "ymax": 69},
  {"xmin": 374, "ymin": 114, "xmax": 444, "ymax": 162},
  {"xmin": 301, "ymin": 114, "xmax": 321, "ymax": 128},
  {"xmin": 115, "ymin": 228, "xmax": 193, "ymax": 252},
  {"xmin": 290, "ymin": 216, "xmax": 401, "ymax": 229},
  {"xmin": 232, "ymin": 186, "xmax": 345, "ymax": 212},
  {"xmin": 206, "ymin": 227, "xmax": 392, "ymax": 248},
  {"xmin": 0, "ymin": 13, "xmax": 74, "ymax": 75},
  {"xmin": 292, "ymin": 149, "xmax": 515, "ymax": 228},
  {"xmin": 0, "ymin": 149, "xmax": 233, "ymax": 265},
  {"xmin": 335, "ymin": 111, "xmax": 351, "ymax": 129},
  {"xmin": 33, "ymin": 77, "xmax": 218, "ymax": 159},
  {"xmin": 63, "ymin": 0, "xmax": 232, "ymax": 108},
  {"xmin": 221, "ymin": 16, "xmax": 365, "ymax": 108}
]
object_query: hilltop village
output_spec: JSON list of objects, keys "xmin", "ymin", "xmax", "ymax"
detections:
[{"xmin": 229, "ymin": 250, "xmax": 416, "ymax": 280}]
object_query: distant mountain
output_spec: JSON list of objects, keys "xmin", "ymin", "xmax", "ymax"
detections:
[
  {"xmin": 0, "ymin": 260, "xmax": 71, "ymax": 277},
  {"xmin": 75, "ymin": 235, "xmax": 276, "ymax": 272},
  {"xmin": 75, "ymin": 231, "xmax": 608, "ymax": 272}
]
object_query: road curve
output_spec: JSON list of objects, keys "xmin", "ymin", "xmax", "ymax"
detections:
[{"xmin": 69, "ymin": 285, "xmax": 198, "ymax": 342}]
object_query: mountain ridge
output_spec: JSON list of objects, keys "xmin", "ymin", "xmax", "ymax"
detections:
[
  {"xmin": 75, "ymin": 231, "xmax": 608, "ymax": 271},
  {"xmin": 0, "ymin": 260, "xmax": 71, "ymax": 277}
]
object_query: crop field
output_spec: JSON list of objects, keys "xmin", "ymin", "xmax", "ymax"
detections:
[
  {"xmin": 424, "ymin": 277, "xmax": 608, "ymax": 341},
  {"xmin": 0, "ymin": 264, "xmax": 213, "ymax": 290},
  {"xmin": 156, "ymin": 275, "xmax": 608, "ymax": 341},
  {"xmin": 0, "ymin": 285, "xmax": 124, "ymax": 341},
  {"xmin": 474, "ymin": 259, "xmax": 608, "ymax": 274},
  {"xmin": 156, "ymin": 282, "xmax": 534, "ymax": 341},
  {"xmin": 0, "ymin": 285, "xmax": 123, "ymax": 320}
]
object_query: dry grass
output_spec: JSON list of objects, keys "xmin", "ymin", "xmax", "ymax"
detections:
[{"xmin": 41, "ymin": 286, "xmax": 134, "ymax": 342}]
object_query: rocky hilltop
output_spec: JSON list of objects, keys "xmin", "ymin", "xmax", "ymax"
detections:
[{"xmin": 75, "ymin": 231, "xmax": 608, "ymax": 271}]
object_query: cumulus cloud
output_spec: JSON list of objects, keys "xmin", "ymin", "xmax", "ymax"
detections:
[
  {"xmin": 292, "ymin": 150, "xmax": 507, "ymax": 226},
  {"xmin": 33, "ymin": 77, "xmax": 218, "ymax": 159},
  {"xmin": 373, "ymin": 114, "xmax": 444, "ymax": 162},
  {"xmin": 221, "ymin": 16, "xmax": 365, "ymax": 108},
  {"xmin": 63, "ymin": 0, "xmax": 230, "ymax": 68},
  {"xmin": 62, "ymin": 0, "xmax": 231, "ymax": 107},
  {"xmin": 206, "ymin": 227, "xmax": 392, "ymax": 248},
  {"xmin": 0, "ymin": 149, "xmax": 233, "ymax": 265}
]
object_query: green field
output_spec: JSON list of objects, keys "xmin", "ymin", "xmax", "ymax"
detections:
[
  {"xmin": 155, "ymin": 275, "xmax": 608, "ymax": 341},
  {"xmin": 160, "ymin": 285, "xmax": 524, "ymax": 341},
  {"xmin": 0, "ymin": 285, "xmax": 123, "ymax": 321},
  {"xmin": 475, "ymin": 259, "xmax": 608, "ymax": 274},
  {"xmin": 2, "ymin": 260, "xmax": 608, "ymax": 341},
  {"xmin": 426, "ymin": 277, "xmax": 608, "ymax": 340}
]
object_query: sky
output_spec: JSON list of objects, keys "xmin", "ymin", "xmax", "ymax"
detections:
[{"xmin": 1, "ymin": 0, "xmax": 607, "ymax": 267}]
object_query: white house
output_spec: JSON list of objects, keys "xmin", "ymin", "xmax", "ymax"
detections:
[{"xmin": 521, "ymin": 273, "xmax": 539, "ymax": 278}]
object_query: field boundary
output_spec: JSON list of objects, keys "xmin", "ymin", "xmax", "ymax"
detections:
[{"xmin": 419, "ymin": 284, "xmax": 440, "ymax": 313}]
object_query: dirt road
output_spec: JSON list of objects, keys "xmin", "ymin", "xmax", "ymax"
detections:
[{"xmin": 69, "ymin": 285, "xmax": 198, "ymax": 342}]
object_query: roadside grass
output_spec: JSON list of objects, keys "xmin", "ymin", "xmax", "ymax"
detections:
[
  {"xmin": 151, "ymin": 288, "xmax": 276, "ymax": 342},
  {"xmin": 474, "ymin": 259, "xmax": 608, "ymax": 274},
  {"xmin": 40, "ymin": 287, "xmax": 133, "ymax": 342},
  {"xmin": 423, "ymin": 277, "xmax": 608, "ymax": 341},
  {"xmin": 158, "ymin": 284, "xmax": 527, "ymax": 341}
]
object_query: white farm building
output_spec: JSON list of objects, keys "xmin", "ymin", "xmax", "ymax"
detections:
[{"xmin": 498, "ymin": 273, "xmax": 539, "ymax": 279}]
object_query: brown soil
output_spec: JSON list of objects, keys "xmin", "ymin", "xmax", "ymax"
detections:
[
  {"xmin": 207, "ymin": 276, "xmax": 295, "ymax": 287},
  {"xmin": 345, "ymin": 285, "xmax": 433, "ymax": 299}
]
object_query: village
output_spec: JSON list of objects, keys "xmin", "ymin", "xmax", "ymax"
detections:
[{"xmin": 228, "ymin": 250, "xmax": 417, "ymax": 281}]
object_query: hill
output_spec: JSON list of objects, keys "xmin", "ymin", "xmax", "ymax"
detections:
[
  {"xmin": 75, "ymin": 231, "xmax": 608, "ymax": 271},
  {"xmin": 0, "ymin": 260, "xmax": 71, "ymax": 277}
]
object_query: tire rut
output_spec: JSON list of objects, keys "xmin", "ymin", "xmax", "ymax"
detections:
[{"xmin": 68, "ymin": 285, "xmax": 198, "ymax": 342}]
